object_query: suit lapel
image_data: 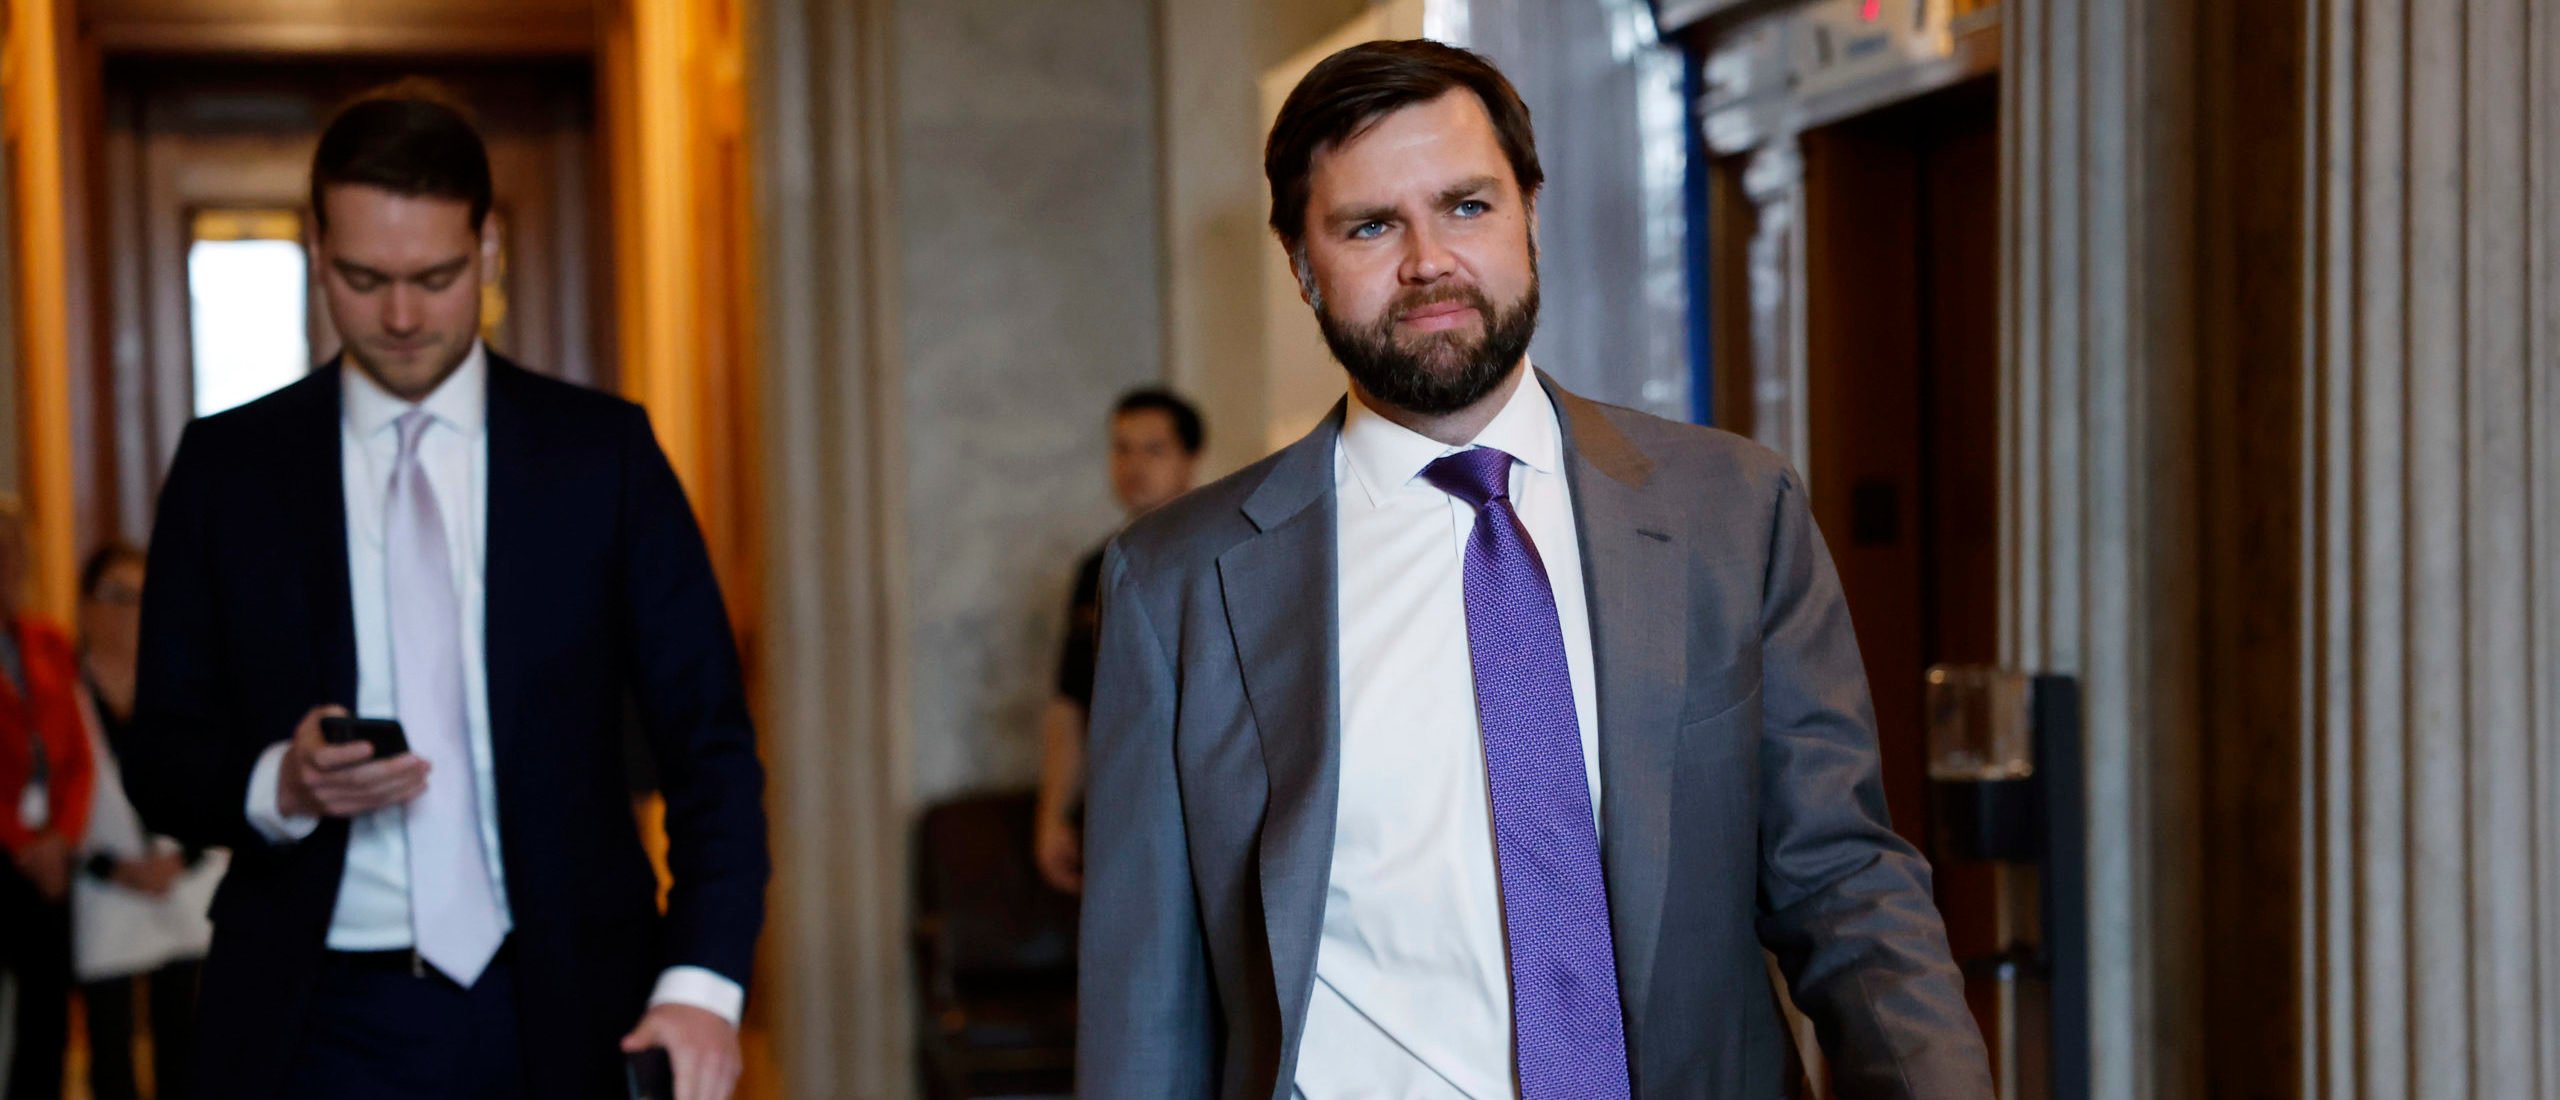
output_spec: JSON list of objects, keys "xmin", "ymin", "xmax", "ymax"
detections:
[
  {"xmin": 1218, "ymin": 404, "xmax": 1346, "ymax": 1054},
  {"xmin": 299, "ymin": 363, "xmax": 359, "ymax": 707},
  {"xmin": 1546, "ymin": 375, "xmax": 1686, "ymax": 1025},
  {"xmin": 480, "ymin": 359, "xmax": 537, "ymax": 807}
]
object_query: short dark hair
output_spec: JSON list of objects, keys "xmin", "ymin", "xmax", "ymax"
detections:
[
  {"xmin": 1263, "ymin": 40, "xmax": 1543, "ymax": 253},
  {"xmin": 310, "ymin": 82, "xmax": 494, "ymax": 234},
  {"xmin": 79, "ymin": 542, "xmax": 145, "ymax": 600},
  {"xmin": 1114, "ymin": 389, "xmax": 1205, "ymax": 456}
]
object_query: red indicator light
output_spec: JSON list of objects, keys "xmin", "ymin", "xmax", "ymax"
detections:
[{"xmin": 1862, "ymin": 0, "xmax": 1882, "ymax": 20}]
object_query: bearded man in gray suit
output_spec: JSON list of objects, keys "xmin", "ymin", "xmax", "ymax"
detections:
[{"xmin": 1075, "ymin": 39, "xmax": 1993, "ymax": 1100}]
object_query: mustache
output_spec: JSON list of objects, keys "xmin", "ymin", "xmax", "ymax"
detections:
[{"xmin": 1387, "ymin": 283, "xmax": 1492, "ymax": 323}]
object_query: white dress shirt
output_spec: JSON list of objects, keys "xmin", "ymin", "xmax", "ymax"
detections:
[
  {"xmin": 1295, "ymin": 368, "xmax": 1605, "ymax": 1100},
  {"xmin": 244, "ymin": 344, "xmax": 742, "ymax": 1023}
]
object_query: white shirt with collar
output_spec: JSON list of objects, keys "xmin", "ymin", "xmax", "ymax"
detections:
[
  {"xmin": 1295, "ymin": 366, "xmax": 1605, "ymax": 1100},
  {"xmin": 243, "ymin": 343, "xmax": 743, "ymax": 1023}
]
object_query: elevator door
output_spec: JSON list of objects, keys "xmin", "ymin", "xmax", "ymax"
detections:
[{"xmin": 1799, "ymin": 75, "xmax": 2007, "ymax": 1081}]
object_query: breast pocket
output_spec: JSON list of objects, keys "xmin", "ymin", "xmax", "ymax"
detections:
[
  {"xmin": 1677, "ymin": 649, "xmax": 1762, "ymax": 728},
  {"xmin": 1679, "ymin": 680, "xmax": 1760, "ymax": 785}
]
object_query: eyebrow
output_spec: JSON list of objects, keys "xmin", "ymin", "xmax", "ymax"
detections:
[
  {"xmin": 1434, "ymin": 175, "xmax": 1500, "ymax": 207},
  {"xmin": 1323, "ymin": 175, "xmax": 1503, "ymax": 231},
  {"xmin": 332, "ymin": 255, "xmax": 473, "ymax": 283}
]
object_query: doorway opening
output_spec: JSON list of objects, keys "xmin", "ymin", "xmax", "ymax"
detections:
[{"xmin": 1797, "ymin": 73, "xmax": 2009, "ymax": 1079}]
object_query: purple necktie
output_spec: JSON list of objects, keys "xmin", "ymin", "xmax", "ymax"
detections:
[{"xmin": 1422, "ymin": 446, "xmax": 1632, "ymax": 1098}]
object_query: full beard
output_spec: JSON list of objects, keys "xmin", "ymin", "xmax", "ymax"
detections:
[{"xmin": 1316, "ymin": 276, "xmax": 1540, "ymax": 418}]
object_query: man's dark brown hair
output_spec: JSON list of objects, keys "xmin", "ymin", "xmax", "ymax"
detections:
[
  {"xmin": 1263, "ymin": 39, "xmax": 1543, "ymax": 254},
  {"xmin": 1115, "ymin": 388, "xmax": 1207, "ymax": 456},
  {"xmin": 309, "ymin": 80, "xmax": 493, "ymax": 234}
]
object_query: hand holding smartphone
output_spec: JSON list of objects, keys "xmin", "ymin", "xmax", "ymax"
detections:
[
  {"xmin": 624, "ymin": 1047, "xmax": 674, "ymax": 1100},
  {"xmin": 316, "ymin": 716, "xmax": 409, "ymax": 762},
  {"xmin": 318, "ymin": 715, "xmax": 412, "ymax": 760}
]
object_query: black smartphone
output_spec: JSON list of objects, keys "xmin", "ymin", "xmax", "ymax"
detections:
[
  {"xmin": 624, "ymin": 1047, "xmax": 674, "ymax": 1100},
  {"xmin": 318, "ymin": 716, "xmax": 411, "ymax": 760}
]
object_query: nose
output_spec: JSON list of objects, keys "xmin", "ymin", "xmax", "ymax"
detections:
[
  {"xmin": 1399, "ymin": 220, "xmax": 1456, "ymax": 285},
  {"xmin": 383, "ymin": 285, "xmax": 421, "ymax": 337}
]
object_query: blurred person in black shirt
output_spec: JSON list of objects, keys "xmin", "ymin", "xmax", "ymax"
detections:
[{"xmin": 1032, "ymin": 390, "xmax": 1202, "ymax": 894}]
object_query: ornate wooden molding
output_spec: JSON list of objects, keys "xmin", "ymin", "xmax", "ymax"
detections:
[{"xmin": 80, "ymin": 18, "xmax": 593, "ymax": 58}]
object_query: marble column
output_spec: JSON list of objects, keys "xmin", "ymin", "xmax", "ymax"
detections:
[
  {"xmin": 747, "ymin": 0, "xmax": 916, "ymax": 1094},
  {"xmin": 1999, "ymin": 0, "xmax": 2204, "ymax": 1096},
  {"xmin": 2300, "ymin": 0, "xmax": 2560, "ymax": 1094},
  {"xmin": 1158, "ymin": 0, "xmax": 1271, "ymax": 482}
]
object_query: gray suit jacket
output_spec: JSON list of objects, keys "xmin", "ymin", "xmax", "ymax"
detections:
[{"xmin": 1076, "ymin": 374, "xmax": 1992, "ymax": 1099}]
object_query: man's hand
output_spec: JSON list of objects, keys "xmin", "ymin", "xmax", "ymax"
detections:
[
  {"xmin": 12, "ymin": 832, "xmax": 73, "ymax": 902},
  {"xmin": 276, "ymin": 705, "xmax": 429, "ymax": 820},
  {"xmin": 622, "ymin": 1003, "xmax": 741, "ymax": 1100},
  {"xmin": 1034, "ymin": 812, "xmax": 1082, "ymax": 894},
  {"xmin": 111, "ymin": 850, "xmax": 186, "ymax": 897}
]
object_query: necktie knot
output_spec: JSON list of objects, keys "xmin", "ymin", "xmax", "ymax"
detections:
[
  {"xmin": 1422, "ymin": 446, "xmax": 1516, "ymax": 510},
  {"xmin": 395, "ymin": 409, "xmax": 435, "ymax": 462}
]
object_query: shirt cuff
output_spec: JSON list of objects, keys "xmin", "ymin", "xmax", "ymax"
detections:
[
  {"xmin": 245, "ymin": 741, "xmax": 321, "ymax": 844},
  {"xmin": 649, "ymin": 966, "xmax": 745, "ymax": 1028}
]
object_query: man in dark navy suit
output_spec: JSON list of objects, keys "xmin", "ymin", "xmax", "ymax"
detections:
[{"xmin": 126, "ymin": 88, "xmax": 767, "ymax": 1100}]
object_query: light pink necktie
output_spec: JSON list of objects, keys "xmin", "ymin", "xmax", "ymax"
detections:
[{"xmin": 387, "ymin": 409, "xmax": 505, "ymax": 986}]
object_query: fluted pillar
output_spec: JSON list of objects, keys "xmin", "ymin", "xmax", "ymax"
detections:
[
  {"xmin": 748, "ymin": 0, "xmax": 915, "ymax": 1095},
  {"xmin": 1999, "ymin": 0, "xmax": 2203, "ymax": 1096},
  {"xmin": 2301, "ymin": 0, "xmax": 2560, "ymax": 1094}
]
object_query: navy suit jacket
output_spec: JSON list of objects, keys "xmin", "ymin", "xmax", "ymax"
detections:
[{"xmin": 126, "ymin": 356, "xmax": 769, "ymax": 1099}]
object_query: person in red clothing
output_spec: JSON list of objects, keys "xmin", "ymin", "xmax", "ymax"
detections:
[{"xmin": 0, "ymin": 496, "xmax": 96, "ymax": 1100}]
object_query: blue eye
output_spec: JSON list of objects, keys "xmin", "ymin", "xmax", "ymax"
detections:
[
  {"xmin": 1454, "ymin": 199, "xmax": 1490, "ymax": 217},
  {"xmin": 1351, "ymin": 221, "xmax": 1388, "ymax": 240}
]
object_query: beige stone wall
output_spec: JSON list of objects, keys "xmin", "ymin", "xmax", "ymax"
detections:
[{"xmin": 892, "ymin": 0, "xmax": 1166, "ymax": 808}]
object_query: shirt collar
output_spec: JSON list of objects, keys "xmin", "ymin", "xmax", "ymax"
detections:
[
  {"xmin": 342, "ymin": 340, "xmax": 489, "ymax": 439},
  {"xmin": 1338, "ymin": 361, "xmax": 1560, "ymax": 509}
]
